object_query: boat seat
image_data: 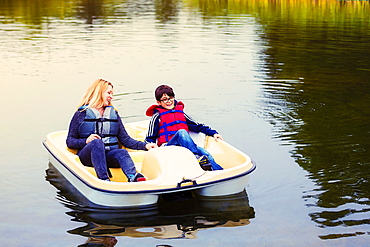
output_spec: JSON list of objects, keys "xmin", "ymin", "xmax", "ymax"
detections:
[
  {"xmin": 141, "ymin": 146, "xmax": 206, "ymax": 184},
  {"xmin": 62, "ymin": 129, "xmax": 207, "ymax": 182},
  {"xmin": 66, "ymin": 145, "xmax": 146, "ymax": 182},
  {"xmin": 66, "ymin": 147, "xmax": 78, "ymax": 155}
]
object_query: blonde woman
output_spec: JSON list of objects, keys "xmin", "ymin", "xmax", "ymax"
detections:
[{"xmin": 66, "ymin": 79, "xmax": 156, "ymax": 182}]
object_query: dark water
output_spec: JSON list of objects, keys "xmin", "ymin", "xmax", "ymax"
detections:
[
  {"xmin": 256, "ymin": 3, "xmax": 370, "ymax": 240},
  {"xmin": 1, "ymin": 0, "xmax": 369, "ymax": 246}
]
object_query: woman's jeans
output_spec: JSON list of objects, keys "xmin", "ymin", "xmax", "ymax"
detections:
[
  {"xmin": 78, "ymin": 139, "xmax": 136, "ymax": 180},
  {"xmin": 167, "ymin": 129, "xmax": 223, "ymax": 170}
]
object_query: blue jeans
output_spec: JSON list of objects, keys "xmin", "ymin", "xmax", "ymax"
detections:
[
  {"xmin": 78, "ymin": 139, "xmax": 136, "ymax": 180},
  {"xmin": 166, "ymin": 129, "xmax": 223, "ymax": 170}
]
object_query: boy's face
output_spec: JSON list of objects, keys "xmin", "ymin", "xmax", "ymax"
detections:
[{"xmin": 158, "ymin": 93, "xmax": 175, "ymax": 110}]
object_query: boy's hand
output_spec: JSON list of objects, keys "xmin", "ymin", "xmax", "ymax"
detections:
[{"xmin": 213, "ymin": 134, "xmax": 223, "ymax": 141}]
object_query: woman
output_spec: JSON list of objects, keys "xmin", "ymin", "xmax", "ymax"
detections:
[{"xmin": 66, "ymin": 79, "xmax": 156, "ymax": 182}]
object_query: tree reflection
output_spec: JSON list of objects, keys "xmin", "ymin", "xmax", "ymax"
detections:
[
  {"xmin": 154, "ymin": 0, "xmax": 179, "ymax": 23},
  {"xmin": 253, "ymin": 0, "xmax": 370, "ymax": 240},
  {"xmin": 0, "ymin": 0, "xmax": 76, "ymax": 26},
  {"xmin": 0, "ymin": 0, "xmax": 181, "ymax": 26},
  {"xmin": 77, "ymin": 0, "xmax": 104, "ymax": 24}
]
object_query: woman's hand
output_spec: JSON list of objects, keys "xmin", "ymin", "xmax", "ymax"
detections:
[
  {"xmin": 86, "ymin": 134, "xmax": 101, "ymax": 144},
  {"xmin": 145, "ymin": 143, "xmax": 158, "ymax": 150},
  {"xmin": 213, "ymin": 133, "xmax": 223, "ymax": 141}
]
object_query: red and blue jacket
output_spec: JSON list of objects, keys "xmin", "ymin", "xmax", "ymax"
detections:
[{"xmin": 145, "ymin": 101, "xmax": 218, "ymax": 146}]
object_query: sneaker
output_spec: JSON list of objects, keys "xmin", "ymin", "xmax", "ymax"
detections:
[
  {"xmin": 197, "ymin": 155, "xmax": 209, "ymax": 165},
  {"xmin": 128, "ymin": 173, "xmax": 146, "ymax": 182},
  {"xmin": 197, "ymin": 155, "xmax": 212, "ymax": 171}
]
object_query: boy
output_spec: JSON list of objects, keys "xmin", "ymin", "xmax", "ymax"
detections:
[{"xmin": 145, "ymin": 85, "xmax": 223, "ymax": 170}]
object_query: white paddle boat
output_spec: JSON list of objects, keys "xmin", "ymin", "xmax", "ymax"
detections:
[{"xmin": 43, "ymin": 120, "xmax": 256, "ymax": 207}]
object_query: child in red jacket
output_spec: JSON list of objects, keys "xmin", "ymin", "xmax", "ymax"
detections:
[{"xmin": 145, "ymin": 85, "xmax": 223, "ymax": 170}]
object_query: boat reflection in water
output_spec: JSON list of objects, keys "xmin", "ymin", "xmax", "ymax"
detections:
[{"xmin": 46, "ymin": 163, "xmax": 255, "ymax": 242}]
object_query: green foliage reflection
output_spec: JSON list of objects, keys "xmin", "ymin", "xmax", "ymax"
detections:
[
  {"xmin": 248, "ymin": 0, "xmax": 370, "ymax": 239},
  {"xmin": 185, "ymin": 0, "xmax": 370, "ymax": 24},
  {"xmin": 1, "ymin": 0, "xmax": 369, "ymax": 27}
]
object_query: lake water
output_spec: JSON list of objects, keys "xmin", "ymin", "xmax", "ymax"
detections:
[{"xmin": 1, "ymin": 0, "xmax": 369, "ymax": 246}]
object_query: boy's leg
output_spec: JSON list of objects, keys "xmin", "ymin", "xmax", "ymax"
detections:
[
  {"xmin": 197, "ymin": 146, "xmax": 223, "ymax": 170},
  {"xmin": 78, "ymin": 139, "xmax": 110, "ymax": 180},
  {"xmin": 168, "ymin": 129, "xmax": 223, "ymax": 170},
  {"xmin": 167, "ymin": 129, "xmax": 198, "ymax": 153}
]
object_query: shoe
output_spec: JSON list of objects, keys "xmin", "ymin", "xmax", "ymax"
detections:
[
  {"xmin": 128, "ymin": 173, "xmax": 146, "ymax": 182},
  {"xmin": 197, "ymin": 155, "xmax": 209, "ymax": 165},
  {"xmin": 197, "ymin": 155, "xmax": 212, "ymax": 171}
]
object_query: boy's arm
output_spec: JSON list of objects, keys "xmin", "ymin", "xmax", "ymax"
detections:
[
  {"xmin": 185, "ymin": 113, "xmax": 218, "ymax": 136},
  {"xmin": 145, "ymin": 113, "xmax": 160, "ymax": 143}
]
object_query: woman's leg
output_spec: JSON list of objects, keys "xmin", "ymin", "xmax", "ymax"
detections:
[
  {"xmin": 106, "ymin": 149, "xmax": 137, "ymax": 179},
  {"xmin": 78, "ymin": 139, "xmax": 110, "ymax": 180}
]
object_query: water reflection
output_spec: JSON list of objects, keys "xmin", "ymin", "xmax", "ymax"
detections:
[
  {"xmin": 2, "ymin": 0, "xmax": 370, "ymax": 243},
  {"xmin": 78, "ymin": 236, "xmax": 118, "ymax": 247},
  {"xmin": 154, "ymin": 0, "xmax": 179, "ymax": 23},
  {"xmin": 0, "ymin": 0, "xmax": 168, "ymax": 27},
  {"xmin": 255, "ymin": 1, "xmax": 370, "ymax": 240},
  {"xmin": 78, "ymin": 0, "xmax": 105, "ymax": 25},
  {"xmin": 46, "ymin": 163, "xmax": 255, "ymax": 242}
]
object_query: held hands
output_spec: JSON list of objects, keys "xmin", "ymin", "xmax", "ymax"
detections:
[
  {"xmin": 86, "ymin": 134, "xmax": 101, "ymax": 144},
  {"xmin": 145, "ymin": 143, "xmax": 158, "ymax": 150},
  {"xmin": 213, "ymin": 133, "xmax": 223, "ymax": 141}
]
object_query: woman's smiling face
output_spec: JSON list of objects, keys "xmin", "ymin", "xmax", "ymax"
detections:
[{"xmin": 102, "ymin": 85, "xmax": 114, "ymax": 107}]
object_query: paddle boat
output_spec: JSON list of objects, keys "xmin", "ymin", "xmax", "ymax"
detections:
[
  {"xmin": 46, "ymin": 163, "xmax": 255, "ymax": 240},
  {"xmin": 43, "ymin": 120, "xmax": 256, "ymax": 208}
]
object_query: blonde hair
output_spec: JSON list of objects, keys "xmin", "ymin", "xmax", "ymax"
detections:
[{"xmin": 77, "ymin": 79, "xmax": 114, "ymax": 110}]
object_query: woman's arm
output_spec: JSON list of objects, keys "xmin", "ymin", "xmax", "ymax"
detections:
[
  {"xmin": 116, "ymin": 113, "xmax": 148, "ymax": 150},
  {"xmin": 66, "ymin": 111, "xmax": 87, "ymax": 149}
]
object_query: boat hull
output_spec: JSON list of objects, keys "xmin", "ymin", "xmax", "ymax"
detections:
[
  {"xmin": 196, "ymin": 174, "xmax": 251, "ymax": 197},
  {"xmin": 47, "ymin": 147, "xmax": 159, "ymax": 207}
]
